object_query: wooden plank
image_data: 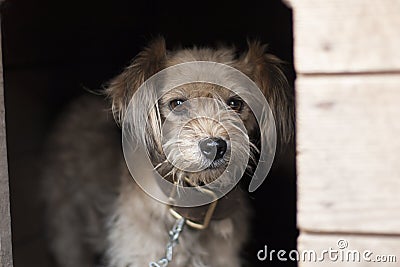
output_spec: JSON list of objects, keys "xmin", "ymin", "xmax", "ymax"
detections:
[
  {"xmin": 289, "ymin": 0, "xmax": 400, "ymax": 73},
  {"xmin": 0, "ymin": 17, "xmax": 13, "ymax": 267},
  {"xmin": 298, "ymin": 233, "xmax": 400, "ymax": 266},
  {"xmin": 296, "ymin": 75, "xmax": 400, "ymax": 234}
]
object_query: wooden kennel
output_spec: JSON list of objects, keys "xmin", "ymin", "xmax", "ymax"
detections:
[
  {"xmin": 1, "ymin": 1, "xmax": 400, "ymax": 266},
  {"xmin": 287, "ymin": 0, "xmax": 400, "ymax": 266}
]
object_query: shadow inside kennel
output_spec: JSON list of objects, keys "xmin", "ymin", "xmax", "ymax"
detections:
[{"xmin": 1, "ymin": 0, "xmax": 297, "ymax": 266}]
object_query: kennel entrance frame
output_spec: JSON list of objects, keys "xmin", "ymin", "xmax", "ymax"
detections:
[
  {"xmin": 286, "ymin": 0, "xmax": 400, "ymax": 266},
  {"xmin": 0, "ymin": 14, "xmax": 13, "ymax": 267}
]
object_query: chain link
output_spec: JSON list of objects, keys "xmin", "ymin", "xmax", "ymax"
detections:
[{"xmin": 149, "ymin": 218, "xmax": 186, "ymax": 267}]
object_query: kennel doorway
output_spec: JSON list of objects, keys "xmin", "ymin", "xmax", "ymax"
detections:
[{"xmin": 0, "ymin": 1, "xmax": 295, "ymax": 266}]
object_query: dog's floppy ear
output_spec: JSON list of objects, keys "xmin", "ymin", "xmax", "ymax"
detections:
[
  {"xmin": 106, "ymin": 37, "xmax": 167, "ymax": 123},
  {"xmin": 237, "ymin": 40, "xmax": 294, "ymax": 145}
]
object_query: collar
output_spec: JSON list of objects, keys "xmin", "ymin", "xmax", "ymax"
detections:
[{"xmin": 165, "ymin": 177, "xmax": 243, "ymax": 230}]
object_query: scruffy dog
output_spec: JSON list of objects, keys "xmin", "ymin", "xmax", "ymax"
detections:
[{"xmin": 43, "ymin": 38, "xmax": 293, "ymax": 267}]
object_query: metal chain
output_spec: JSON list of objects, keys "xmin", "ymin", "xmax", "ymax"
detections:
[{"xmin": 149, "ymin": 218, "xmax": 186, "ymax": 267}]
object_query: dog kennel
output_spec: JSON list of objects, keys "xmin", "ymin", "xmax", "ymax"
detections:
[{"xmin": 1, "ymin": 0, "xmax": 399, "ymax": 266}]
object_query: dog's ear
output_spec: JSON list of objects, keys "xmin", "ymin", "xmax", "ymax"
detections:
[
  {"xmin": 106, "ymin": 37, "xmax": 167, "ymax": 123},
  {"xmin": 236, "ymin": 40, "xmax": 294, "ymax": 145}
]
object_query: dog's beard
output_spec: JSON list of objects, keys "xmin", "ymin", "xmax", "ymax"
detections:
[{"xmin": 153, "ymin": 98, "xmax": 259, "ymax": 187}]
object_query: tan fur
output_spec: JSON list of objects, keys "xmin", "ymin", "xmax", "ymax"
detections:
[{"xmin": 43, "ymin": 37, "xmax": 293, "ymax": 267}]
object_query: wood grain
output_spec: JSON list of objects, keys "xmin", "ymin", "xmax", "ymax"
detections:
[
  {"xmin": 296, "ymin": 75, "xmax": 400, "ymax": 234},
  {"xmin": 289, "ymin": 0, "xmax": 400, "ymax": 73},
  {"xmin": 0, "ymin": 18, "xmax": 13, "ymax": 267},
  {"xmin": 298, "ymin": 233, "xmax": 400, "ymax": 266}
]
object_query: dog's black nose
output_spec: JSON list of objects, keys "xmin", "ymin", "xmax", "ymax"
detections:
[{"xmin": 199, "ymin": 138, "xmax": 227, "ymax": 161}]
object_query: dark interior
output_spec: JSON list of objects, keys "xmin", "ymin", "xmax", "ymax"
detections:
[{"xmin": 1, "ymin": 0, "xmax": 297, "ymax": 266}]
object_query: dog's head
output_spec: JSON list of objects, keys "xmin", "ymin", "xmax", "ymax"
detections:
[{"xmin": 106, "ymin": 37, "xmax": 293, "ymax": 186}]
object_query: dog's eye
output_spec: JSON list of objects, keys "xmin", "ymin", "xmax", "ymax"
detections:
[
  {"xmin": 227, "ymin": 98, "xmax": 243, "ymax": 112},
  {"xmin": 169, "ymin": 99, "xmax": 187, "ymax": 113}
]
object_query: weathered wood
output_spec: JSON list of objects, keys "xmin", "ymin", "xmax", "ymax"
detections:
[
  {"xmin": 0, "ymin": 17, "xmax": 13, "ymax": 267},
  {"xmin": 288, "ymin": 0, "xmax": 400, "ymax": 73},
  {"xmin": 297, "ymin": 75, "xmax": 400, "ymax": 234},
  {"xmin": 298, "ymin": 233, "xmax": 400, "ymax": 266}
]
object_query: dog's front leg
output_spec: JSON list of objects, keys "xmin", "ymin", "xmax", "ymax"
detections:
[{"xmin": 106, "ymin": 181, "xmax": 172, "ymax": 267}]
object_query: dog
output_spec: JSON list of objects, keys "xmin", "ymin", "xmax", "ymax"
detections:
[{"xmin": 42, "ymin": 37, "xmax": 293, "ymax": 267}]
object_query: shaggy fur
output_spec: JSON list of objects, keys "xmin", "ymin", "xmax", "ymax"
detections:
[{"xmin": 43, "ymin": 38, "xmax": 293, "ymax": 267}]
